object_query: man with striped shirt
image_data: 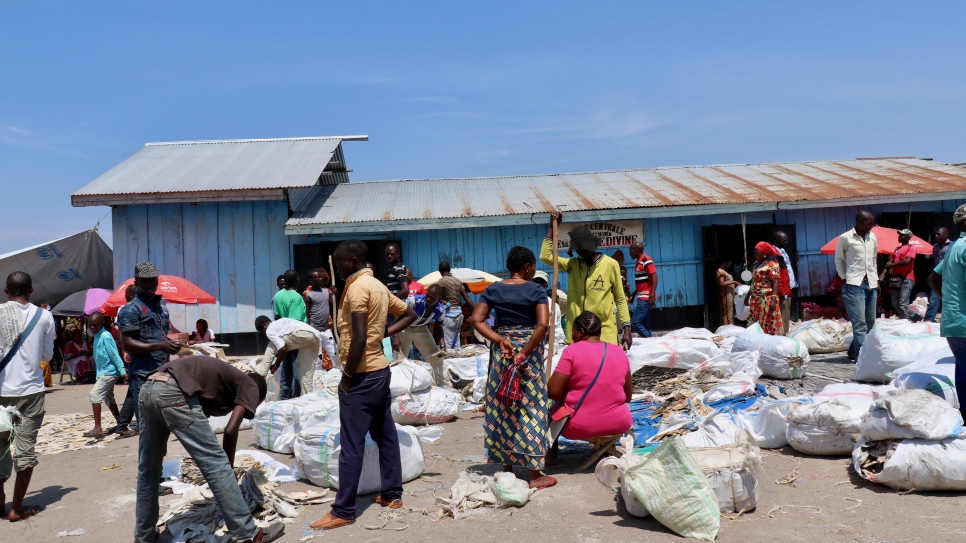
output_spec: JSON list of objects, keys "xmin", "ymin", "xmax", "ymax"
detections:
[{"xmin": 629, "ymin": 242, "xmax": 658, "ymax": 338}]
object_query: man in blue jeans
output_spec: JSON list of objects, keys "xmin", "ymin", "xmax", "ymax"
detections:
[
  {"xmin": 928, "ymin": 205, "xmax": 966, "ymax": 419},
  {"xmin": 117, "ymin": 262, "xmax": 182, "ymax": 435},
  {"xmin": 926, "ymin": 226, "xmax": 951, "ymax": 322},
  {"xmin": 629, "ymin": 241, "xmax": 658, "ymax": 337},
  {"xmin": 834, "ymin": 211, "xmax": 880, "ymax": 361},
  {"xmin": 135, "ymin": 356, "xmax": 280, "ymax": 543}
]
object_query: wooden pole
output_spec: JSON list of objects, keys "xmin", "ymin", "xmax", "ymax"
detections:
[
  {"xmin": 548, "ymin": 218, "xmax": 559, "ymax": 361},
  {"xmin": 328, "ymin": 255, "xmax": 340, "ymax": 344}
]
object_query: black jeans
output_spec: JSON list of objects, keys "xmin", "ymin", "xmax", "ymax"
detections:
[
  {"xmin": 278, "ymin": 350, "xmax": 300, "ymax": 400},
  {"xmin": 116, "ymin": 385, "xmax": 135, "ymax": 430}
]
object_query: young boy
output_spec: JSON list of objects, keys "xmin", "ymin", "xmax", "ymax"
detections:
[{"xmin": 84, "ymin": 312, "xmax": 126, "ymax": 438}]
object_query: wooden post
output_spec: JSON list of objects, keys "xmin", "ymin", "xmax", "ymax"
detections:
[
  {"xmin": 328, "ymin": 255, "xmax": 340, "ymax": 343},
  {"xmin": 548, "ymin": 218, "xmax": 559, "ymax": 361}
]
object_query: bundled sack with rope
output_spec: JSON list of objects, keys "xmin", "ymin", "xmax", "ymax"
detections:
[
  {"xmin": 730, "ymin": 396, "xmax": 812, "ymax": 449},
  {"xmin": 889, "ymin": 349, "xmax": 959, "ymax": 408},
  {"xmin": 294, "ymin": 422, "xmax": 440, "ymax": 493},
  {"xmin": 853, "ymin": 326, "xmax": 951, "ymax": 383},
  {"xmin": 627, "ymin": 336, "xmax": 721, "ymax": 374},
  {"xmin": 390, "ymin": 386, "xmax": 462, "ymax": 425},
  {"xmin": 787, "ymin": 319, "xmax": 852, "ymax": 354},
  {"xmin": 732, "ymin": 323, "xmax": 809, "ymax": 379},
  {"xmin": 253, "ymin": 393, "xmax": 339, "ymax": 454},
  {"xmin": 389, "ymin": 359, "xmax": 435, "ymax": 397},
  {"xmin": 784, "ymin": 383, "xmax": 883, "ymax": 456}
]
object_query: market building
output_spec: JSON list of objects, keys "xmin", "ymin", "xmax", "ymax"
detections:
[{"xmin": 73, "ymin": 140, "xmax": 966, "ymax": 354}]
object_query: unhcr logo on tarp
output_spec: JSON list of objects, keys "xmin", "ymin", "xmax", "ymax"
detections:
[
  {"xmin": 57, "ymin": 268, "xmax": 83, "ymax": 282},
  {"xmin": 36, "ymin": 244, "xmax": 63, "ymax": 260}
]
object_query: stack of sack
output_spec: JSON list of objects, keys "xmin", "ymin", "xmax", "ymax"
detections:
[
  {"xmin": 889, "ymin": 349, "xmax": 958, "ymax": 408},
  {"xmin": 787, "ymin": 319, "xmax": 852, "ymax": 354},
  {"xmin": 853, "ymin": 325, "xmax": 950, "ymax": 383},
  {"xmin": 388, "ymin": 359, "xmax": 462, "ymax": 425},
  {"xmin": 853, "ymin": 389, "xmax": 966, "ymax": 490},
  {"xmin": 253, "ymin": 393, "xmax": 340, "ymax": 454},
  {"xmin": 732, "ymin": 323, "xmax": 809, "ymax": 379},
  {"xmin": 295, "ymin": 422, "xmax": 443, "ymax": 493},
  {"xmin": 785, "ymin": 383, "xmax": 884, "ymax": 455}
]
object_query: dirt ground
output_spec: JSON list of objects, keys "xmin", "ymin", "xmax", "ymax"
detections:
[{"xmin": 3, "ymin": 381, "xmax": 966, "ymax": 543}]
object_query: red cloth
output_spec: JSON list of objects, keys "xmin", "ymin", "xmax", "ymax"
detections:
[
  {"xmin": 409, "ymin": 281, "xmax": 426, "ymax": 295},
  {"xmin": 755, "ymin": 241, "xmax": 780, "ymax": 257},
  {"xmin": 779, "ymin": 268, "xmax": 792, "ymax": 297},
  {"xmin": 891, "ymin": 244, "xmax": 917, "ymax": 280}
]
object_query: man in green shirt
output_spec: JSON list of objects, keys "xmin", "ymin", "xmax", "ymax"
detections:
[
  {"xmin": 272, "ymin": 269, "xmax": 307, "ymax": 398},
  {"xmin": 927, "ymin": 204, "xmax": 966, "ymax": 420},
  {"xmin": 540, "ymin": 212, "xmax": 632, "ymax": 348}
]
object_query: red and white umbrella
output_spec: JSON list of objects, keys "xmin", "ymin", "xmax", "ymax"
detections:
[{"xmin": 99, "ymin": 275, "xmax": 216, "ymax": 316}]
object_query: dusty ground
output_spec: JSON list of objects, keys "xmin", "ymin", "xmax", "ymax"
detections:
[{"xmin": 3, "ymin": 379, "xmax": 966, "ymax": 543}]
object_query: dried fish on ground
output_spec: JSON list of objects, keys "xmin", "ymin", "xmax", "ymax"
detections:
[
  {"xmin": 652, "ymin": 391, "xmax": 714, "ymax": 418},
  {"xmin": 854, "ymin": 439, "xmax": 897, "ymax": 480},
  {"xmin": 35, "ymin": 413, "xmax": 120, "ymax": 455},
  {"xmin": 631, "ymin": 366, "xmax": 688, "ymax": 394}
]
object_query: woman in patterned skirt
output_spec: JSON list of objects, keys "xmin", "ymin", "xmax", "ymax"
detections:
[
  {"xmin": 745, "ymin": 242, "xmax": 783, "ymax": 335},
  {"xmin": 470, "ymin": 246, "xmax": 554, "ymax": 489},
  {"xmin": 716, "ymin": 260, "xmax": 742, "ymax": 326}
]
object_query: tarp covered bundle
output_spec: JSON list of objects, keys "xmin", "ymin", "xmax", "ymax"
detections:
[{"xmin": 0, "ymin": 229, "xmax": 113, "ymax": 305}]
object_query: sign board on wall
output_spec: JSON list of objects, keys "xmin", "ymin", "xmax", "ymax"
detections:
[{"xmin": 555, "ymin": 220, "xmax": 644, "ymax": 251}]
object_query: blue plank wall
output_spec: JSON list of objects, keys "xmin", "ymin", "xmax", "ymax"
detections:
[{"xmin": 111, "ymin": 201, "xmax": 291, "ymax": 334}]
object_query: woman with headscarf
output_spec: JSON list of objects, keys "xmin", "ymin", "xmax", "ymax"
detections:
[
  {"xmin": 470, "ymin": 246, "xmax": 555, "ymax": 489},
  {"xmin": 744, "ymin": 242, "xmax": 783, "ymax": 335}
]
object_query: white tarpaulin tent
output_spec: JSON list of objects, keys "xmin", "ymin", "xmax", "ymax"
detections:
[{"xmin": 0, "ymin": 229, "xmax": 113, "ymax": 305}]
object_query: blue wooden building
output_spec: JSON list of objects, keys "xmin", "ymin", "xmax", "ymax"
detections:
[{"xmin": 74, "ymin": 143, "xmax": 966, "ymax": 354}]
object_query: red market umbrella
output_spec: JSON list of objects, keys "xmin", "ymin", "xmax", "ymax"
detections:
[
  {"xmin": 819, "ymin": 226, "xmax": 933, "ymax": 256},
  {"xmin": 99, "ymin": 275, "xmax": 216, "ymax": 316}
]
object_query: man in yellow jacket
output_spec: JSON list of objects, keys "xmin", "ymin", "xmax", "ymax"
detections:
[{"xmin": 540, "ymin": 212, "xmax": 632, "ymax": 348}]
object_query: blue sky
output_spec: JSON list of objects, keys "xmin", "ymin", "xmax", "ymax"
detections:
[{"xmin": 2, "ymin": 2, "xmax": 964, "ymax": 254}]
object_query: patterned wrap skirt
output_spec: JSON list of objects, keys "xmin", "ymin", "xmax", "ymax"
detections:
[{"xmin": 484, "ymin": 325, "xmax": 549, "ymax": 470}]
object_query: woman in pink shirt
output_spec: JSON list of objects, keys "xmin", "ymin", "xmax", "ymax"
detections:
[{"xmin": 546, "ymin": 311, "xmax": 632, "ymax": 465}]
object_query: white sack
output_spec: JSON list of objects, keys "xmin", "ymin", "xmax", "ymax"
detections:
[
  {"xmin": 715, "ymin": 325, "xmax": 747, "ymax": 339},
  {"xmin": 784, "ymin": 384, "xmax": 879, "ymax": 455},
  {"xmin": 732, "ymin": 325, "xmax": 809, "ymax": 379},
  {"xmin": 860, "ymin": 389, "xmax": 963, "ymax": 441},
  {"xmin": 853, "ymin": 436, "xmax": 966, "ymax": 491},
  {"xmin": 253, "ymin": 393, "xmax": 340, "ymax": 454},
  {"xmin": 689, "ymin": 434, "xmax": 763, "ymax": 514},
  {"xmin": 788, "ymin": 319, "xmax": 852, "ymax": 354},
  {"xmin": 699, "ymin": 350, "xmax": 763, "ymax": 379},
  {"xmin": 442, "ymin": 354, "xmax": 488, "ymax": 385},
  {"xmin": 628, "ymin": 337, "xmax": 721, "ymax": 374},
  {"xmin": 889, "ymin": 349, "xmax": 959, "ymax": 408},
  {"xmin": 731, "ymin": 397, "xmax": 811, "ymax": 449},
  {"xmin": 733, "ymin": 285, "xmax": 751, "ymax": 321},
  {"xmin": 208, "ymin": 414, "xmax": 252, "ymax": 434},
  {"xmin": 391, "ymin": 386, "xmax": 462, "ymax": 425},
  {"xmin": 665, "ymin": 327, "xmax": 717, "ymax": 341},
  {"xmin": 295, "ymin": 422, "xmax": 430, "ymax": 493},
  {"xmin": 701, "ymin": 374, "xmax": 758, "ymax": 404},
  {"xmin": 390, "ymin": 359, "xmax": 435, "ymax": 396},
  {"xmin": 853, "ymin": 327, "xmax": 950, "ymax": 383}
]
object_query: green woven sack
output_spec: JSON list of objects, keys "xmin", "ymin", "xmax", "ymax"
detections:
[{"xmin": 625, "ymin": 436, "xmax": 720, "ymax": 541}]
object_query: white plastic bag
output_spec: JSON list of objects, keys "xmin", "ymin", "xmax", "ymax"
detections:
[
  {"xmin": 853, "ymin": 435, "xmax": 966, "ymax": 491},
  {"xmin": 441, "ymin": 354, "xmax": 488, "ymax": 385},
  {"xmin": 391, "ymin": 387, "xmax": 462, "ymax": 425},
  {"xmin": 733, "ymin": 285, "xmax": 751, "ymax": 321},
  {"xmin": 788, "ymin": 319, "xmax": 852, "ymax": 354},
  {"xmin": 295, "ymin": 422, "xmax": 431, "ymax": 492},
  {"xmin": 860, "ymin": 389, "xmax": 963, "ymax": 441},
  {"xmin": 714, "ymin": 325, "xmax": 747, "ymax": 339},
  {"xmin": 731, "ymin": 397, "xmax": 811, "ymax": 449},
  {"xmin": 889, "ymin": 349, "xmax": 959, "ymax": 408},
  {"xmin": 699, "ymin": 350, "xmax": 763, "ymax": 379},
  {"xmin": 628, "ymin": 337, "xmax": 720, "ymax": 374},
  {"xmin": 700, "ymin": 374, "xmax": 757, "ymax": 404},
  {"xmin": 785, "ymin": 384, "xmax": 878, "ymax": 455},
  {"xmin": 253, "ymin": 393, "xmax": 340, "ymax": 454},
  {"xmin": 207, "ymin": 414, "xmax": 252, "ymax": 434},
  {"xmin": 390, "ymin": 359, "xmax": 435, "ymax": 396},
  {"xmin": 854, "ymin": 326, "xmax": 950, "ymax": 383},
  {"xmin": 732, "ymin": 325, "xmax": 809, "ymax": 379}
]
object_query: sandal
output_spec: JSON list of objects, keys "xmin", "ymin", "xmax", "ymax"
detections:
[
  {"xmin": 373, "ymin": 496, "xmax": 403, "ymax": 509},
  {"xmin": 309, "ymin": 512, "xmax": 355, "ymax": 530},
  {"xmin": 529, "ymin": 475, "xmax": 558, "ymax": 490},
  {"xmin": 82, "ymin": 430, "xmax": 104, "ymax": 438},
  {"xmin": 8, "ymin": 505, "xmax": 42, "ymax": 522},
  {"xmin": 117, "ymin": 430, "xmax": 139, "ymax": 439}
]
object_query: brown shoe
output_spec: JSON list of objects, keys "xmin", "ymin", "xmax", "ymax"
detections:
[
  {"xmin": 309, "ymin": 512, "xmax": 355, "ymax": 530},
  {"xmin": 373, "ymin": 496, "xmax": 404, "ymax": 509}
]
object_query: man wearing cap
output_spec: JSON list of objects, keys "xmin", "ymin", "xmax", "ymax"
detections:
[
  {"xmin": 835, "ymin": 211, "xmax": 879, "ymax": 360},
  {"xmin": 628, "ymin": 241, "xmax": 658, "ymax": 338},
  {"xmin": 117, "ymin": 262, "xmax": 182, "ymax": 429},
  {"xmin": 540, "ymin": 212, "xmax": 632, "ymax": 348},
  {"xmin": 882, "ymin": 228, "xmax": 918, "ymax": 321},
  {"xmin": 928, "ymin": 205, "xmax": 966, "ymax": 421}
]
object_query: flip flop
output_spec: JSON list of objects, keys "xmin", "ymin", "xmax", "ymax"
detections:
[
  {"xmin": 309, "ymin": 512, "xmax": 355, "ymax": 530},
  {"xmin": 104, "ymin": 426, "xmax": 119, "ymax": 435},
  {"xmin": 530, "ymin": 476, "xmax": 558, "ymax": 490},
  {"xmin": 82, "ymin": 431, "xmax": 104, "ymax": 438},
  {"xmin": 8, "ymin": 505, "xmax": 42, "ymax": 522},
  {"xmin": 373, "ymin": 496, "xmax": 404, "ymax": 509},
  {"xmin": 117, "ymin": 430, "xmax": 139, "ymax": 439}
]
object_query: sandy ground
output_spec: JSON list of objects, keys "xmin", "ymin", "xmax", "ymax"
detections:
[{"xmin": 3, "ymin": 381, "xmax": 966, "ymax": 543}]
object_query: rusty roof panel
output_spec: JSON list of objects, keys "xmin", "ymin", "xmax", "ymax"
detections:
[{"xmin": 287, "ymin": 158, "xmax": 966, "ymax": 229}]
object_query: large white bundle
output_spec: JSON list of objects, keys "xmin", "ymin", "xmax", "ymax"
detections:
[
  {"xmin": 877, "ymin": 319, "xmax": 941, "ymax": 337},
  {"xmin": 853, "ymin": 436, "xmax": 966, "ymax": 491},
  {"xmin": 788, "ymin": 319, "xmax": 852, "ymax": 354},
  {"xmin": 701, "ymin": 374, "xmax": 757, "ymax": 404},
  {"xmin": 689, "ymin": 435, "xmax": 762, "ymax": 514},
  {"xmin": 715, "ymin": 325, "xmax": 747, "ymax": 339},
  {"xmin": 665, "ymin": 327, "xmax": 717, "ymax": 341},
  {"xmin": 294, "ymin": 422, "xmax": 432, "ymax": 493},
  {"xmin": 628, "ymin": 337, "xmax": 720, "ymax": 374},
  {"xmin": 207, "ymin": 415, "xmax": 252, "ymax": 434},
  {"xmin": 860, "ymin": 389, "xmax": 963, "ymax": 441},
  {"xmin": 733, "ymin": 285, "xmax": 751, "ymax": 321},
  {"xmin": 853, "ymin": 327, "xmax": 950, "ymax": 383},
  {"xmin": 253, "ymin": 393, "xmax": 340, "ymax": 454},
  {"xmin": 389, "ymin": 359, "xmax": 435, "ymax": 396},
  {"xmin": 732, "ymin": 324, "xmax": 809, "ymax": 379},
  {"xmin": 699, "ymin": 350, "xmax": 763, "ymax": 379},
  {"xmin": 717, "ymin": 336, "xmax": 736, "ymax": 354},
  {"xmin": 391, "ymin": 387, "xmax": 462, "ymax": 425},
  {"xmin": 731, "ymin": 397, "xmax": 812, "ymax": 449},
  {"xmin": 441, "ymin": 354, "xmax": 487, "ymax": 385},
  {"xmin": 890, "ymin": 350, "xmax": 959, "ymax": 408},
  {"xmin": 784, "ymin": 384, "xmax": 879, "ymax": 455}
]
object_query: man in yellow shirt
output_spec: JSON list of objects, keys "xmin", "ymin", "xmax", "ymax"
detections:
[
  {"xmin": 311, "ymin": 240, "xmax": 417, "ymax": 531},
  {"xmin": 540, "ymin": 212, "xmax": 632, "ymax": 348}
]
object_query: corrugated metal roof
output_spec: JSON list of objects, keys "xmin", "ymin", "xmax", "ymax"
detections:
[
  {"xmin": 286, "ymin": 158, "xmax": 966, "ymax": 234},
  {"xmin": 72, "ymin": 136, "xmax": 365, "ymax": 206}
]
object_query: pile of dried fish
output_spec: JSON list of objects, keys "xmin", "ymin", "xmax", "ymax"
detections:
[
  {"xmin": 176, "ymin": 343, "xmax": 230, "ymax": 360},
  {"xmin": 631, "ymin": 366, "xmax": 688, "ymax": 394},
  {"xmin": 159, "ymin": 454, "xmax": 330, "ymax": 543},
  {"xmin": 35, "ymin": 413, "xmax": 120, "ymax": 455},
  {"xmin": 653, "ymin": 391, "xmax": 714, "ymax": 418},
  {"xmin": 853, "ymin": 439, "xmax": 897, "ymax": 480}
]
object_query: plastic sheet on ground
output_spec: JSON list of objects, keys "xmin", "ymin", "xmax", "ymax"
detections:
[{"xmin": 854, "ymin": 326, "xmax": 950, "ymax": 383}]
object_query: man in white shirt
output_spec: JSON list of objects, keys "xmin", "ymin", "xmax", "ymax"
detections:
[
  {"xmin": 254, "ymin": 316, "xmax": 322, "ymax": 397},
  {"xmin": 0, "ymin": 271, "xmax": 55, "ymax": 521},
  {"xmin": 834, "ymin": 211, "xmax": 879, "ymax": 361}
]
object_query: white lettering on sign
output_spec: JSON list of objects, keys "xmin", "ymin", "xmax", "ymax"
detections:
[{"xmin": 556, "ymin": 220, "xmax": 644, "ymax": 250}]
